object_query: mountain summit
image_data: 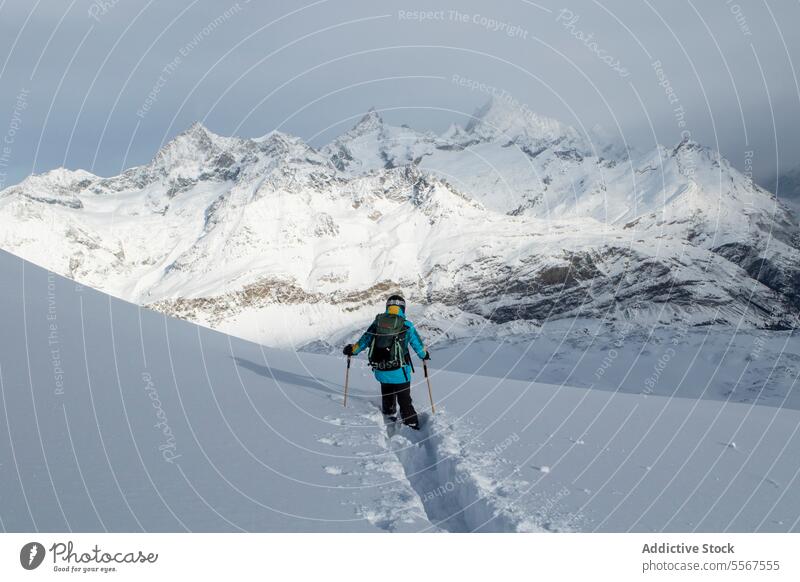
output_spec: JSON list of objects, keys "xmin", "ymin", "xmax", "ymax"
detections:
[
  {"xmin": 350, "ymin": 107, "xmax": 384, "ymax": 134},
  {"xmin": 462, "ymin": 97, "xmax": 592, "ymax": 155}
]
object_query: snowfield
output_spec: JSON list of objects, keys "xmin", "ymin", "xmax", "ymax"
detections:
[{"xmin": 2, "ymin": 251, "xmax": 798, "ymax": 532}]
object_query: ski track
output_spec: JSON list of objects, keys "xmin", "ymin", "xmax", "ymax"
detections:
[
  {"xmin": 390, "ymin": 419, "xmax": 516, "ymax": 532},
  {"xmin": 328, "ymin": 401, "xmax": 552, "ymax": 533}
]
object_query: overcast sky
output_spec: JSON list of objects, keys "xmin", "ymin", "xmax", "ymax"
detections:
[{"xmin": 1, "ymin": 0, "xmax": 798, "ymax": 190}]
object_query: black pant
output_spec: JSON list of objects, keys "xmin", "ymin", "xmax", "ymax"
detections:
[{"xmin": 380, "ymin": 382, "xmax": 418, "ymax": 427}]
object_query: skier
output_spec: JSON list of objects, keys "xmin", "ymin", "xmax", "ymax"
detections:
[{"xmin": 343, "ymin": 294, "xmax": 430, "ymax": 429}]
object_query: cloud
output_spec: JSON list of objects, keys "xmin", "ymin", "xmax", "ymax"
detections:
[{"xmin": 0, "ymin": 0, "xmax": 797, "ymax": 187}]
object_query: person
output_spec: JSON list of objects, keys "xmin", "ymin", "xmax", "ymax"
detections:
[{"xmin": 343, "ymin": 294, "xmax": 430, "ymax": 429}]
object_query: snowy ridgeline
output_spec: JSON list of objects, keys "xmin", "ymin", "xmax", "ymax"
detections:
[{"xmin": 1, "ymin": 250, "xmax": 799, "ymax": 533}]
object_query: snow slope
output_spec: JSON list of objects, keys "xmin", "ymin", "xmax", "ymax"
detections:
[{"xmin": 1, "ymin": 251, "xmax": 798, "ymax": 532}]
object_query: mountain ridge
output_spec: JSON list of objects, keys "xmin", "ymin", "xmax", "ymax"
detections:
[{"xmin": 0, "ymin": 98, "xmax": 798, "ymax": 347}]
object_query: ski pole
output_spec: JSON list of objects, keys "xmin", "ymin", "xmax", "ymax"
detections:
[
  {"xmin": 423, "ymin": 361, "xmax": 435, "ymax": 414},
  {"xmin": 343, "ymin": 355, "xmax": 351, "ymax": 407}
]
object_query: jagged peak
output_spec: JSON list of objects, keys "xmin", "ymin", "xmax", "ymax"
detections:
[
  {"xmin": 155, "ymin": 121, "xmax": 216, "ymax": 156},
  {"xmin": 150, "ymin": 122, "xmax": 245, "ymax": 171},
  {"xmin": 460, "ymin": 97, "xmax": 591, "ymax": 154},
  {"xmin": 670, "ymin": 137, "xmax": 720, "ymax": 163},
  {"xmin": 187, "ymin": 120, "xmax": 209, "ymax": 133},
  {"xmin": 252, "ymin": 130, "xmax": 319, "ymax": 161},
  {"xmin": 465, "ymin": 97, "xmax": 562, "ymax": 134},
  {"xmin": 176, "ymin": 121, "xmax": 222, "ymax": 143},
  {"xmin": 321, "ymin": 108, "xmax": 386, "ymax": 145},
  {"xmin": 672, "ymin": 135, "xmax": 702, "ymax": 151},
  {"xmin": 315, "ymin": 109, "xmax": 387, "ymax": 157},
  {"xmin": 351, "ymin": 107, "xmax": 384, "ymax": 133}
]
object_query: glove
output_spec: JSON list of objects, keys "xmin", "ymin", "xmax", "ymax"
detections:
[
  {"xmin": 343, "ymin": 344, "xmax": 354, "ymax": 356},
  {"xmin": 422, "ymin": 351, "xmax": 431, "ymax": 361}
]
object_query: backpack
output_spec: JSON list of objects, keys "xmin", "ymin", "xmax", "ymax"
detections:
[{"xmin": 367, "ymin": 313, "xmax": 408, "ymax": 371}]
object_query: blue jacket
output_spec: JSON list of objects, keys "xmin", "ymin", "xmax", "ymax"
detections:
[{"xmin": 351, "ymin": 308, "xmax": 427, "ymax": 384}]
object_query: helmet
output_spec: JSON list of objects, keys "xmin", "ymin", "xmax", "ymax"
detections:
[{"xmin": 386, "ymin": 294, "xmax": 406, "ymax": 311}]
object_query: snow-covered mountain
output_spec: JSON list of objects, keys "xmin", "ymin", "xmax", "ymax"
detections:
[{"xmin": 1, "ymin": 98, "xmax": 798, "ymax": 347}]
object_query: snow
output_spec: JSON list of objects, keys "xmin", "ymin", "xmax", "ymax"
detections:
[
  {"xmin": 1, "ymin": 250, "xmax": 798, "ymax": 532},
  {"xmin": 1, "ymin": 99, "xmax": 800, "ymax": 533},
  {"xmin": 420, "ymin": 320, "xmax": 800, "ymax": 410}
]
